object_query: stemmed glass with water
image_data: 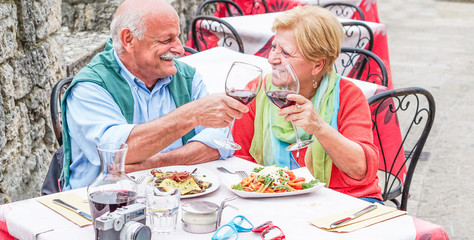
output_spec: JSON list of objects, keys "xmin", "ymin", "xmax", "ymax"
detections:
[
  {"xmin": 213, "ymin": 61, "xmax": 263, "ymax": 150},
  {"xmin": 265, "ymin": 63, "xmax": 314, "ymax": 151}
]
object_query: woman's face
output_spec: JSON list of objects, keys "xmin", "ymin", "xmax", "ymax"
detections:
[{"xmin": 267, "ymin": 29, "xmax": 316, "ymax": 84}]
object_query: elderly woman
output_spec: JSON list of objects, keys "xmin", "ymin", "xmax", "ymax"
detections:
[{"xmin": 232, "ymin": 5, "xmax": 382, "ymax": 203}]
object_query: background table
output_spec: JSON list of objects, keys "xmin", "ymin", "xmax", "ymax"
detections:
[
  {"xmin": 186, "ymin": 12, "xmax": 392, "ymax": 88},
  {"xmin": 0, "ymin": 157, "xmax": 448, "ymax": 239},
  {"xmin": 219, "ymin": 0, "xmax": 380, "ymax": 23},
  {"xmin": 179, "ymin": 47, "xmax": 384, "ymax": 99}
]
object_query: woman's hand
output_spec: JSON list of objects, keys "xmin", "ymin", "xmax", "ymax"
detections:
[{"xmin": 278, "ymin": 94, "xmax": 324, "ymax": 136}]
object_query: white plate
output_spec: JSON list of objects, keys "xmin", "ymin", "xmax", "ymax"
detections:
[
  {"xmin": 225, "ymin": 167, "xmax": 325, "ymax": 198},
  {"xmin": 129, "ymin": 166, "xmax": 219, "ymax": 199}
]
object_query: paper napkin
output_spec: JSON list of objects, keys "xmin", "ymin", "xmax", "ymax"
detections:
[
  {"xmin": 36, "ymin": 192, "xmax": 92, "ymax": 227},
  {"xmin": 309, "ymin": 203, "xmax": 406, "ymax": 233}
]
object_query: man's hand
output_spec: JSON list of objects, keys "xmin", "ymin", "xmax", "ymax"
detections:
[{"xmin": 192, "ymin": 93, "xmax": 249, "ymax": 128}]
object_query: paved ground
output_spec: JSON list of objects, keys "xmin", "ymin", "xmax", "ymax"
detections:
[{"xmin": 378, "ymin": 0, "xmax": 474, "ymax": 239}]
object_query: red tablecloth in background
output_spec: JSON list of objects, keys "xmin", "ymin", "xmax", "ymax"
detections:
[{"xmin": 218, "ymin": 0, "xmax": 380, "ymax": 23}]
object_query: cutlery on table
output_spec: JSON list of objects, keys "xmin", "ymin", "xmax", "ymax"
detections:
[
  {"xmin": 216, "ymin": 167, "xmax": 248, "ymax": 179},
  {"xmin": 132, "ymin": 175, "xmax": 146, "ymax": 185},
  {"xmin": 329, "ymin": 204, "xmax": 377, "ymax": 228},
  {"xmin": 52, "ymin": 198, "xmax": 92, "ymax": 221}
]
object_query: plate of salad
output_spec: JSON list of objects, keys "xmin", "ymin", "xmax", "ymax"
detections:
[{"xmin": 227, "ymin": 165, "xmax": 325, "ymax": 198}]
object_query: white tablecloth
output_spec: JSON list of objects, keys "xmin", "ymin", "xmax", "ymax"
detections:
[
  {"xmin": 210, "ymin": 12, "xmax": 385, "ymax": 56},
  {"xmin": 179, "ymin": 47, "xmax": 381, "ymax": 99},
  {"xmin": 1, "ymin": 157, "xmax": 418, "ymax": 240}
]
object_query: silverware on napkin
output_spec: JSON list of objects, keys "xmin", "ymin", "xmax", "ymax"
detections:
[
  {"xmin": 329, "ymin": 204, "xmax": 377, "ymax": 228},
  {"xmin": 52, "ymin": 198, "xmax": 92, "ymax": 221}
]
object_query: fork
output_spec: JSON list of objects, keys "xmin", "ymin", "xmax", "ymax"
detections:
[
  {"xmin": 217, "ymin": 167, "xmax": 248, "ymax": 179},
  {"xmin": 133, "ymin": 175, "xmax": 146, "ymax": 185}
]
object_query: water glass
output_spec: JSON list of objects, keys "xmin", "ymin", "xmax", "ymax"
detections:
[{"xmin": 146, "ymin": 185, "xmax": 181, "ymax": 235}]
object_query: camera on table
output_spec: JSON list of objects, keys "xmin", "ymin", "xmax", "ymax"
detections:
[{"xmin": 95, "ymin": 203, "xmax": 151, "ymax": 240}]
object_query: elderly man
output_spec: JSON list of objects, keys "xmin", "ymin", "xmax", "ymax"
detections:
[{"xmin": 61, "ymin": 0, "xmax": 248, "ymax": 190}]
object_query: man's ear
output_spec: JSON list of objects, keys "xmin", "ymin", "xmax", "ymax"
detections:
[
  {"xmin": 311, "ymin": 59, "xmax": 326, "ymax": 76},
  {"xmin": 120, "ymin": 28, "xmax": 135, "ymax": 52}
]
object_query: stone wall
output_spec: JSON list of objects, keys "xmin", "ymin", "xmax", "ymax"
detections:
[
  {"xmin": 0, "ymin": 0, "xmax": 204, "ymax": 204},
  {"xmin": 0, "ymin": 0, "xmax": 66, "ymax": 203}
]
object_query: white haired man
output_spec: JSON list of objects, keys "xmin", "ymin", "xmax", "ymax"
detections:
[{"xmin": 61, "ymin": 0, "xmax": 248, "ymax": 190}]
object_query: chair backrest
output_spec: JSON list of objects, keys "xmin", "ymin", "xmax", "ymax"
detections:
[
  {"xmin": 183, "ymin": 46, "xmax": 198, "ymax": 56},
  {"xmin": 341, "ymin": 21, "xmax": 374, "ymax": 51},
  {"xmin": 323, "ymin": 3, "xmax": 365, "ymax": 21},
  {"xmin": 50, "ymin": 77, "xmax": 73, "ymax": 146},
  {"xmin": 368, "ymin": 87, "xmax": 436, "ymax": 211},
  {"xmin": 197, "ymin": 0, "xmax": 245, "ymax": 17},
  {"xmin": 335, "ymin": 47, "xmax": 388, "ymax": 87},
  {"xmin": 191, "ymin": 15, "xmax": 245, "ymax": 53}
]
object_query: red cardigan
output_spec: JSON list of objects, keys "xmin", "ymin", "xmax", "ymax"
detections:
[{"xmin": 232, "ymin": 78, "xmax": 382, "ymax": 200}]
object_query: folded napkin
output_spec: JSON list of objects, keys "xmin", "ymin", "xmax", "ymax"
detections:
[
  {"xmin": 309, "ymin": 203, "xmax": 406, "ymax": 232},
  {"xmin": 36, "ymin": 192, "xmax": 92, "ymax": 227}
]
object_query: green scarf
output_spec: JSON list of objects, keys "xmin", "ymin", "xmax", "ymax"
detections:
[{"xmin": 249, "ymin": 69, "xmax": 341, "ymax": 185}]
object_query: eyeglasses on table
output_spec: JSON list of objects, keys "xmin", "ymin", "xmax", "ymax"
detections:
[
  {"xmin": 252, "ymin": 221, "xmax": 286, "ymax": 240},
  {"xmin": 212, "ymin": 215, "xmax": 254, "ymax": 240}
]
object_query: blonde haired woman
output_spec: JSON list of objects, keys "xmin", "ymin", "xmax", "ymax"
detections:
[{"xmin": 233, "ymin": 5, "xmax": 382, "ymax": 203}]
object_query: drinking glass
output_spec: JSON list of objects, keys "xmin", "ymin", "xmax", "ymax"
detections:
[
  {"xmin": 265, "ymin": 64, "xmax": 314, "ymax": 151},
  {"xmin": 146, "ymin": 185, "xmax": 181, "ymax": 235},
  {"xmin": 213, "ymin": 61, "xmax": 262, "ymax": 150}
]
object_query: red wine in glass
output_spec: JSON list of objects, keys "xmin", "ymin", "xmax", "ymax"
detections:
[
  {"xmin": 265, "ymin": 63, "xmax": 314, "ymax": 151},
  {"xmin": 89, "ymin": 190, "xmax": 137, "ymax": 222},
  {"xmin": 227, "ymin": 90, "xmax": 257, "ymax": 105},
  {"xmin": 265, "ymin": 90, "xmax": 297, "ymax": 109},
  {"xmin": 213, "ymin": 61, "xmax": 263, "ymax": 150}
]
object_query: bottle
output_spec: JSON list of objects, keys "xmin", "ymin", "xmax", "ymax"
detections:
[{"xmin": 87, "ymin": 142, "xmax": 138, "ymax": 229}]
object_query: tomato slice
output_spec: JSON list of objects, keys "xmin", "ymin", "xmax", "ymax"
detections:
[
  {"xmin": 285, "ymin": 170, "xmax": 296, "ymax": 180},
  {"xmin": 293, "ymin": 177, "xmax": 305, "ymax": 183}
]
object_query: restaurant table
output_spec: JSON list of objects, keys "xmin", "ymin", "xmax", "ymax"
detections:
[
  {"xmin": 186, "ymin": 12, "xmax": 392, "ymax": 88},
  {"xmin": 218, "ymin": 0, "xmax": 380, "ymax": 23},
  {"xmin": 0, "ymin": 157, "xmax": 449, "ymax": 239}
]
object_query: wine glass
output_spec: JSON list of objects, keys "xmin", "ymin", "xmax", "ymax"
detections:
[
  {"xmin": 213, "ymin": 61, "xmax": 263, "ymax": 150},
  {"xmin": 265, "ymin": 63, "xmax": 314, "ymax": 151}
]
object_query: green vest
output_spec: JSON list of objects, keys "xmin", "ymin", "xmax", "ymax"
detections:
[{"xmin": 61, "ymin": 39, "xmax": 196, "ymax": 187}]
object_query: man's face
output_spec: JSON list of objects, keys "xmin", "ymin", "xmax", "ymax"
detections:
[{"xmin": 131, "ymin": 13, "xmax": 184, "ymax": 80}]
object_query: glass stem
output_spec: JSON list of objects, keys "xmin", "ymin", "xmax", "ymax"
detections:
[
  {"xmin": 226, "ymin": 118, "xmax": 236, "ymax": 142},
  {"xmin": 291, "ymin": 121, "xmax": 302, "ymax": 144}
]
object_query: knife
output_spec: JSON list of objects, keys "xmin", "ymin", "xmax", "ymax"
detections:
[
  {"xmin": 52, "ymin": 198, "xmax": 92, "ymax": 221},
  {"xmin": 329, "ymin": 204, "xmax": 377, "ymax": 228}
]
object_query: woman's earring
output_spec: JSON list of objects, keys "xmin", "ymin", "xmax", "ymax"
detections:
[{"xmin": 312, "ymin": 77, "xmax": 318, "ymax": 89}]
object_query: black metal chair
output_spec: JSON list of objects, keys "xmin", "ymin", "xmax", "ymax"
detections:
[
  {"xmin": 368, "ymin": 87, "xmax": 436, "ymax": 211},
  {"xmin": 183, "ymin": 46, "xmax": 198, "ymax": 56},
  {"xmin": 197, "ymin": 0, "xmax": 245, "ymax": 17},
  {"xmin": 50, "ymin": 77, "xmax": 73, "ymax": 146},
  {"xmin": 42, "ymin": 76, "xmax": 73, "ymax": 195},
  {"xmin": 191, "ymin": 15, "xmax": 245, "ymax": 53},
  {"xmin": 323, "ymin": 3, "xmax": 365, "ymax": 21},
  {"xmin": 335, "ymin": 47, "xmax": 388, "ymax": 87},
  {"xmin": 341, "ymin": 21, "xmax": 374, "ymax": 51}
]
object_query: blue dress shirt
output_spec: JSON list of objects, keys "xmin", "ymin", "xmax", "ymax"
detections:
[{"xmin": 64, "ymin": 51, "xmax": 232, "ymax": 190}]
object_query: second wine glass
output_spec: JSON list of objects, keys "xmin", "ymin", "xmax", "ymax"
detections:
[
  {"xmin": 265, "ymin": 63, "xmax": 314, "ymax": 151},
  {"xmin": 213, "ymin": 61, "xmax": 263, "ymax": 150}
]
